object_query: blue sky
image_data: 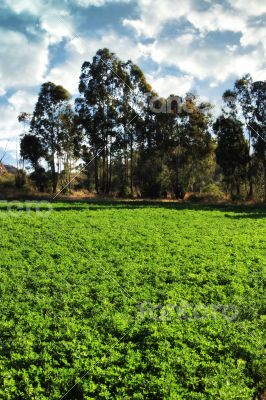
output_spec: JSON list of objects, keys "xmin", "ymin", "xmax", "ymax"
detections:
[{"xmin": 0, "ymin": 0, "xmax": 265, "ymax": 164}]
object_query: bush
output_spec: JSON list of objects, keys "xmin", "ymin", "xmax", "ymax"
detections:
[
  {"xmin": 231, "ymin": 193, "xmax": 245, "ymax": 202},
  {"xmin": 30, "ymin": 167, "xmax": 50, "ymax": 192},
  {"xmin": 202, "ymin": 183, "xmax": 225, "ymax": 198},
  {"xmin": 0, "ymin": 172, "xmax": 15, "ymax": 189},
  {"xmin": 15, "ymin": 170, "xmax": 27, "ymax": 189},
  {"xmin": 187, "ymin": 191, "xmax": 225, "ymax": 202},
  {"xmin": 118, "ymin": 183, "xmax": 132, "ymax": 198}
]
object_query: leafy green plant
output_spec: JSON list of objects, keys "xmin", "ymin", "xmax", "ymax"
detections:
[{"xmin": 0, "ymin": 201, "xmax": 265, "ymax": 399}]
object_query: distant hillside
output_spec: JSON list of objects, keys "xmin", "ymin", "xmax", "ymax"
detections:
[
  {"xmin": 0, "ymin": 163, "xmax": 17, "ymax": 175},
  {"xmin": 4, "ymin": 164, "xmax": 18, "ymax": 174}
]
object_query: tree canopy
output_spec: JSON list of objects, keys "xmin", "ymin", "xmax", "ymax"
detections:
[{"xmin": 19, "ymin": 50, "xmax": 266, "ymax": 200}]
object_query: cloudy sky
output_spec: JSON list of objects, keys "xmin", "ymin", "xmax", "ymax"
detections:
[{"xmin": 0, "ymin": 0, "xmax": 265, "ymax": 164}]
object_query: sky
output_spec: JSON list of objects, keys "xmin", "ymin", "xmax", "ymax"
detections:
[{"xmin": 0, "ymin": 0, "xmax": 265, "ymax": 165}]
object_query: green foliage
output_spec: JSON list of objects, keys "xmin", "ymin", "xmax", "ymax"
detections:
[
  {"xmin": 20, "ymin": 134, "xmax": 46, "ymax": 170},
  {"xmin": 0, "ymin": 172, "xmax": 15, "ymax": 189},
  {"xmin": 0, "ymin": 202, "xmax": 265, "ymax": 399},
  {"xmin": 17, "ymin": 53, "xmax": 266, "ymax": 199},
  {"xmin": 76, "ymin": 48, "xmax": 153, "ymax": 195},
  {"xmin": 27, "ymin": 82, "xmax": 72, "ymax": 193},
  {"xmin": 223, "ymin": 75, "xmax": 266, "ymax": 200},
  {"xmin": 29, "ymin": 167, "xmax": 50, "ymax": 192},
  {"xmin": 14, "ymin": 170, "xmax": 27, "ymax": 189},
  {"xmin": 213, "ymin": 116, "xmax": 249, "ymax": 196}
]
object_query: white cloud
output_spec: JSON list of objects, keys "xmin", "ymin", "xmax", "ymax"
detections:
[
  {"xmin": 8, "ymin": 90, "xmax": 37, "ymax": 112},
  {"xmin": 0, "ymin": 90, "xmax": 37, "ymax": 139},
  {"xmin": 75, "ymin": 0, "xmax": 130, "ymax": 6},
  {"xmin": 123, "ymin": 0, "xmax": 265, "ymax": 85},
  {"xmin": 228, "ymin": 0, "xmax": 266, "ymax": 16},
  {"xmin": 39, "ymin": 12, "xmax": 75, "ymax": 44},
  {"xmin": 147, "ymin": 74, "xmax": 194, "ymax": 97},
  {"xmin": 4, "ymin": 0, "xmax": 74, "ymax": 44},
  {"xmin": 123, "ymin": 0, "xmax": 192, "ymax": 38},
  {"xmin": 123, "ymin": 0, "xmax": 249, "ymax": 38},
  {"xmin": 0, "ymin": 90, "xmax": 38, "ymax": 161},
  {"xmin": 240, "ymin": 26, "xmax": 266, "ymax": 51},
  {"xmin": 0, "ymin": 138, "xmax": 17, "ymax": 164},
  {"xmin": 46, "ymin": 32, "xmax": 146, "ymax": 94},
  {"xmin": 0, "ymin": 29, "xmax": 49, "ymax": 92},
  {"xmin": 226, "ymin": 44, "xmax": 238, "ymax": 52},
  {"xmin": 187, "ymin": 4, "xmax": 245, "ymax": 34},
  {"xmin": 146, "ymin": 36, "xmax": 264, "ymax": 82},
  {"xmin": 3, "ymin": 0, "xmax": 47, "ymax": 15},
  {"xmin": 251, "ymin": 69, "xmax": 266, "ymax": 82}
]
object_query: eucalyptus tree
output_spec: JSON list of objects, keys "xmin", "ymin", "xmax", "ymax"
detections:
[
  {"xmin": 58, "ymin": 105, "xmax": 83, "ymax": 191},
  {"xmin": 20, "ymin": 134, "xmax": 46, "ymax": 170},
  {"xmin": 160, "ymin": 95, "xmax": 215, "ymax": 195},
  {"xmin": 76, "ymin": 48, "xmax": 153, "ymax": 195},
  {"xmin": 250, "ymin": 80, "xmax": 266, "ymax": 200},
  {"xmin": 213, "ymin": 116, "xmax": 249, "ymax": 196},
  {"xmin": 119, "ymin": 60, "xmax": 154, "ymax": 196},
  {"xmin": 145, "ymin": 100, "xmax": 181, "ymax": 197},
  {"xmin": 183, "ymin": 99, "xmax": 215, "ymax": 192},
  {"xmin": 29, "ymin": 82, "xmax": 71, "ymax": 193},
  {"xmin": 223, "ymin": 75, "xmax": 266, "ymax": 199},
  {"xmin": 76, "ymin": 48, "xmax": 124, "ymax": 193}
]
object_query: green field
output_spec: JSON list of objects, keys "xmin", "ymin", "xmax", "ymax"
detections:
[{"xmin": 0, "ymin": 201, "xmax": 265, "ymax": 399}]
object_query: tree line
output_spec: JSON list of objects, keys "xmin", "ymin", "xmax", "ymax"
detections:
[{"xmin": 18, "ymin": 48, "xmax": 266, "ymax": 200}]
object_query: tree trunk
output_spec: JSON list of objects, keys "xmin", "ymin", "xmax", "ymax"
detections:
[
  {"xmin": 105, "ymin": 145, "xmax": 109, "ymax": 194},
  {"xmin": 69, "ymin": 157, "xmax": 71, "ymax": 191},
  {"xmin": 94, "ymin": 156, "xmax": 99, "ymax": 193},
  {"xmin": 51, "ymin": 154, "xmax": 57, "ymax": 194},
  {"xmin": 247, "ymin": 128, "xmax": 253, "ymax": 199},
  {"xmin": 102, "ymin": 149, "xmax": 106, "ymax": 193},
  {"xmin": 108, "ymin": 150, "xmax": 112, "ymax": 193},
  {"xmin": 130, "ymin": 133, "xmax": 133, "ymax": 197},
  {"xmin": 248, "ymin": 181, "xmax": 253, "ymax": 199},
  {"xmin": 125, "ymin": 151, "xmax": 128, "ymax": 185},
  {"xmin": 264, "ymin": 160, "xmax": 266, "ymax": 203}
]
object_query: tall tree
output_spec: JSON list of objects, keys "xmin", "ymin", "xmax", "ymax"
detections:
[
  {"xmin": 20, "ymin": 134, "xmax": 45, "ymax": 170},
  {"xmin": 223, "ymin": 75, "xmax": 266, "ymax": 200},
  {"xmin": 119, "ymin": 60, "xmax": 153, "ymax": 196},
  {"xmin": 250, "ymin": 80, "xmax": 266, "ymax": 200},
  {"xmin": 57, "ymin": 105, "xmax": 83, "ymax": 192},
  {"xmin": 76, "ymin": 49, "xmax": 153, "ymax": 195},
  {"xmin": 30, "ymin": 82, "xmax": 71, "ymax": 193},
  {"xmin": 177, "ymin": 97, "xmax": 215, "ymax": 193},
  {"xmin": 76, "ymin": 49, "xmax": 123, "ymax": 194},
  {"xmin": 213, "ymin": 115, "xmax": 249, "ymax": 197}
]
